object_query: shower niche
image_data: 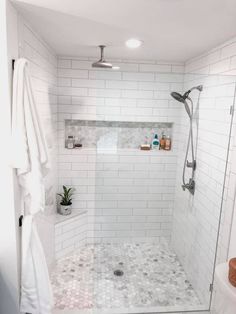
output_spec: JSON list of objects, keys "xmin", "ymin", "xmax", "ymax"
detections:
[{"xmin": 64, "ymin": 119, "xmax": 173, "ymax": 150}]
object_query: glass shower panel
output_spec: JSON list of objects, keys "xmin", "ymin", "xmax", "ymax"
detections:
[
  {"xmin": 77, "ymin": 71, "xmax": 235, "ymax": 314},
  {"xmin": 171, "ymin": 72, "xmax": 236, "ymax": 310}
]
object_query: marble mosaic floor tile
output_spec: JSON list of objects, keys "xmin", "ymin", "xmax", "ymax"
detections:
[{"xmin": 51, "ymin": 242, "xmax": 201, "ymax": 311}]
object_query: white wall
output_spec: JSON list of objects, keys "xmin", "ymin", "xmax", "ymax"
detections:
[
  {"xmin": 18, "ymin": 16, "xmax": 58, "ymax": 215},
  {"xmin": 0, "ymin": 1, "xmax": 20, "ymax": 313},
  {"xmin": 16, "ymin": 13, "xmax": 58, "ymax": 267}
]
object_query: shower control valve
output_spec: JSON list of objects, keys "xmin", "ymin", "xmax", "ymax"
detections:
[
  {"xmin": 186, "ymin": 160, "xmax": 196, "ymax": 170},
  {"xmin": 182, "ymin": 179, "xmax": 195, "ymax": 195}
]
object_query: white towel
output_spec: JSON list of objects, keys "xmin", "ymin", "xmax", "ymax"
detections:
[
  {"xmin": 11, "ymin": 58, "xmax": 53, "ymax": 314},
  {"xmin": 12, "ymin": 58, "xmax": 49, "ymax": 215},
  {"xmin": 20, "ymin": 216, "xmax": 53, "ymax": 314}
]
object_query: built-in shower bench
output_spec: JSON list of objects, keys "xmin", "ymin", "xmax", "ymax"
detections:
[{"xmin": 36, "ymin": 209, "xmax": 87, "ymax": 267}]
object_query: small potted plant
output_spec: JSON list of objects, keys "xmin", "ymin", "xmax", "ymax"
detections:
[{"xmin": 57, "ymin": 185, "xmax": 74, "ymax": 215}]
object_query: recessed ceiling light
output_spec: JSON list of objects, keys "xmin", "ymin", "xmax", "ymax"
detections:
[
  {"xmin": 125, "ymin": 38, "xmax": 142, "ymax": 48},
  {"xmin": 112, "ymin": 66, "xmax": 120, "ymax": 70}
]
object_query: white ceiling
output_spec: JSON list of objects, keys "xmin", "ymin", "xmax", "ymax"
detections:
[{"xmin": 12, "ymin": 0, "xmax": 236, "ymax": 62}]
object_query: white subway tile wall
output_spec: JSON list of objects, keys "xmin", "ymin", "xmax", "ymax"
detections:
[
  {"xmin": 56, "ymin": 52, "xmax": 236, "ymax": 311},
  {"xmin": 57, "ymin": 57, "xmax": 185, "ymax": 243},
  {"xmin": 172, "ymin": 38, "xmax": 236, "ymax": 309},
  {"xmin": 54, "ymin": 212, "xmax": 87, "ymax": 259}
]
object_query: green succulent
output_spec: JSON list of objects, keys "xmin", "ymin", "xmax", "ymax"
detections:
[{"xmin": 58, "ymin": 185, "xmax": 73, "ymax": 206}]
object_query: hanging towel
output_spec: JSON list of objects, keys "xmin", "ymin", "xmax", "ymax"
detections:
[
  {"xmin": 11, "ymin": 58, "xmax": 53, "ymax": 314},
  {"xmin": 20, "ymin": 216, "xmax": 53, "ymax": 314}
]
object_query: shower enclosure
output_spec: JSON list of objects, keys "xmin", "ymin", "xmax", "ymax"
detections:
[
  {"xmin": 51, "ymin": 68, "xmax": 236, "ymax": 314},
  {"xmin": 6, "ymin": 2, "xmax": 236, "ymax": 313}
]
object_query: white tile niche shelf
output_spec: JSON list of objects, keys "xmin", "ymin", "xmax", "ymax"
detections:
[
  {"xmin": 65, "ymin": 119, "xmax": 173, "ymax": 149},
  {"xmin": 60, "ymin": 146, "xmax": 177, "ymax": 155}
]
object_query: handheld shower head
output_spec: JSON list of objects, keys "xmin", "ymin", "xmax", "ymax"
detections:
[
  {"xmin": 170, "ymin": 85, "xmax": 203, "ymax": 118},
  {"xmin": 183, "ymin": 85, "xmax": 203, "ymax": 99},
  {"xmin": 171, "ymin": 92, "xmax": 192, "ymax": 118},
  {"xmin": 170, "ymin": 92, "xmax": 185, "ymax": 103}
]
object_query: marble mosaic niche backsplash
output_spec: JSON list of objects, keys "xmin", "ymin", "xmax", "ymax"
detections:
[{"xmin": 65, "ymin": 119, "xmax": 172, "ymax": 149}]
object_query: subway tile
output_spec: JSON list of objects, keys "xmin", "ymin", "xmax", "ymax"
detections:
[
  {"xmin": 72, "ymin": 96, "xmax": 104, "ymax": 106},
  {"xmin": 58, "ymin": 68, "xmax": 88, "ymax": 78},
  {"xmin": 57, "ymin": 77, "xmax": 71, "ymax": 87},
  {"xmin": 71, "ymin": 60, "xmax": 92, "ymax": 69},
  {"xmin": 72, "ymin": 78, "xmax": 105, "ymax": 88},
  {"xmin": 121, "ymin": 89, "xmax": 153, "ymax": 99},
  {"xmin": 58, "ymin": 86, "xmax": 88, "ymax": 96},
  {"xmin": 113, "ymin": 62, "xmax": 139, "ymax": 72},
  {"xmin": 209, "ymin": 59, "xmax": 231, "ymax": 74},
  {"xmin": 171, "ymin": 64, "xmax": 185, "ymax": 73},
  {"xmin": 58, "ymin": 95, "xmax": 71, "ymax": 104},
  {"xmin": 88, "ymin": 88, "xmax": 121, "ymax": 98},
  {"xmin": 58, "ymin": 59, "xmax": 71, "ymax": 68},
  {"xmin": 89, "ymin": 70, "xmax": 122, "ymax": 80},
  {"xmin": 101, "ymin": 223, "xmax": 131, "ymax": 230},
  {"xmin": 139, "ymin": 63, "xmax": 171, "ymax": 73},
  {"xmin": 123, "ymin": 72, "xmax": 155, "ymax": 81},
  {"xmin": 106, "ymin": 80, "xmax": 138, "ymax": 90}
]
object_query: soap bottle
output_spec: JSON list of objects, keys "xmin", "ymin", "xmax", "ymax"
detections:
[
  {"xmin": 159, "ymin": 132, "xmax": 166, "ymax": 150},
  {"xmin": 67, "ymin": 135, "xmax": 74, "ymax": 149},
  {"xmin": 74, "ymin": 137, "xmax": 82, "ymax": 148},
  {"xmin": 164, "ymin": 135, "xmax": 171, "ymax": 151},
  {"xmin": 152, "ymin": 134, "xmax": 159, "ymax": 150}
]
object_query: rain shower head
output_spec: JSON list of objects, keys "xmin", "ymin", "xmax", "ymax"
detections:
[{"xmin": 92, "ymin": 45, "xmax": 113, "ymax": 69}]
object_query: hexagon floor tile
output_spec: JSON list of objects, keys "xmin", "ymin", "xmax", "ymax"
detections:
[{"xmin": 51, "ymin": 242, "xmax": 201, "ymax": 310}]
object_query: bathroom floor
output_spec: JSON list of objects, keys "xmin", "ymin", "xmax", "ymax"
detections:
[{"xmin": 51, "ymin": 242, "xmax": 201, "ymax": 311}]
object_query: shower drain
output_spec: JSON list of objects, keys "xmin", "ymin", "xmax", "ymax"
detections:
[{"xmin": 114, "ymin": 269, "xmax": 124, "ymax": 276}]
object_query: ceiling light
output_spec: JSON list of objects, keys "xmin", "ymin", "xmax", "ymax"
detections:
[
  {"xmin": 112, "ymin": 66, "xmax": 120, "ymax": 70},
  {"xmin": 125, "ymin": 38, "xmax": 142, "ymax": 49}
]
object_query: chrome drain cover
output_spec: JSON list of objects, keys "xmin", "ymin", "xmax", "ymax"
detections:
[{"xmin": 114, "ymin": 269, "xmax": 124, "ymax": 276}]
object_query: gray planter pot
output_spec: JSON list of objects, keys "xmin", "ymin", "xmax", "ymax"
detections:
[{"xmin": 58, "ymin": 204, "xmax": 72, "ymax": 215}]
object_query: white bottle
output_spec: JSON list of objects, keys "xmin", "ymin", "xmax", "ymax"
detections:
[
  {"xmin": 152, "ymin": 134, "xmax": 159, "ymax": 150},
  {"xmin": 67, "ymin": 136, "xmax": 74, "ymax": 149}
]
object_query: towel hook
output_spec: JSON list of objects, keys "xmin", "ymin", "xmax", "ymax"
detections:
[{"xmin": 19, "ymin": 215, "xmax": 23, "ymax": 227}]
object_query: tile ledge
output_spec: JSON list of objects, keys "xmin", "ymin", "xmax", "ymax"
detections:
[
  {"xmin": 37, "ymin": 209, "xmax": 87, "ymax": 225},
  {"xmin": 66, "ymin": 147, "xmax": 178, "ymax": 155}
]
